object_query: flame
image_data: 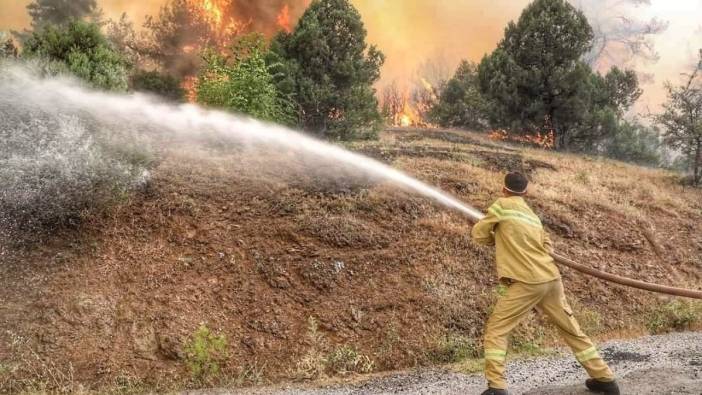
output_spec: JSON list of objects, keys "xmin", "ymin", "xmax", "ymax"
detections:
[
  {"xmin": 202, "ymin": 0, "xmax": 224, "ymax": 27},
  {"xmin": 397, "ymin": 98, "xmax": 422, "ymax": 127},
  {"xmin": 384, "ymin": 77, "xmax": 438, "ymax": 128},
  {"xmin": 420, "ymin": 77, "xmax": 438, "ymax": 101},
  {"xmin": 276, "ymin": 4, "xmax": 292, "ymax": 33},
  {"xmin": 488, "ymin": 129, "xmax": 555, "ymax": 149}
]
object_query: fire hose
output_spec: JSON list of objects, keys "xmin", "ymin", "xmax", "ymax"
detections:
[{"xmin": 464, "ymin": 210, "xmax": 702, "ymax": 300}]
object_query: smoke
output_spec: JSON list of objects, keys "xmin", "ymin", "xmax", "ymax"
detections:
[
  {"xmin": 1, "ymin": 0, "xmax": 700, "ymax": 112},
  {"xmin": 576, "ymin": 0, "xmax": 669, "ymax": 79},
  {"xmin": 226, "ymin": 0, "xmax": 309, "ymax": 36}
]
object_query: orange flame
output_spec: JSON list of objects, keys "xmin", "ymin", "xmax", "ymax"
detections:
[
  {"xmin": 385, "ymin": 78, "xmax": 437, "ymax": 128},
  {"xmin": 397, "ymin": 96, "xmax": 420, "ymax": 127},
  {"xmin": 202, "ymin": 0, "xmax": 224, "ymax": 27},
  {"xmin": 276, "ymin": 4, "xmax": 292, "ymax": 33},
  {"xmin": 488, "ymin": 130, "xmax": 555, "ymax": 149}
]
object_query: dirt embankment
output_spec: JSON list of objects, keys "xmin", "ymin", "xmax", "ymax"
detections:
[{"xmin": 0, "ymin": 129, "xmax": 700, "ymax": 392}]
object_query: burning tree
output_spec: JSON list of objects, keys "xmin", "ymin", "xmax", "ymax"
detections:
[
  {"xmin": 655, "ymin": 51, "xmax": 702, "ymax": 185},
  {"xmin": 380, "ymin": 56, "xmax": 449, "ymax": 128},
  {"xmin": 141, "ymin": 0, "xmax": 243, "ymax": 80},
  {"xmin": 478, "ymin": 0, "xmax": 594, "ymax": 149},
  {"xmin": 380, "ymin": 81, "xmax": 431, "ymax": 128},
  {"xmin": 380, "ymin": 81, "xmax": 404, "ymax": 125},
  {"xmin": 137, "ymin": 0, "xmax": 304, "ymax": 101}
]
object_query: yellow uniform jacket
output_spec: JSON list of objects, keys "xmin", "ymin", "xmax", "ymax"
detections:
[{"xmin": 471, "ymin": 196, "xmax": 560, "ymax": 284}]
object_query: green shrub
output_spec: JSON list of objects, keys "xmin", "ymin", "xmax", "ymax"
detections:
[
  {"xmin": 22, "ymin": 20, "xmax": 128, "ymax": 91},
  {"xmin": 183, "ymin": 324, "xmax": 228, "ymax": 383},
  {"xmin": 646, "ymin": 300, "xmax": 702, "ymax": 334},
  {"xmin": 196, "ymin": 34, "xmax": 293, "ymax": 124}
]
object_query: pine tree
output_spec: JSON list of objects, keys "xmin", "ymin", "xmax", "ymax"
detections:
[
  {"xmin": 270, "ymin": 0, "xmax": 385, "ymax": 140},
  {"xmin": 478, "ymin": 0, "xmax": 594, "ymax": 149},
  {"xmin": 430, "ymin": 60, "xmax": 490, "ymax": 130},
  {"xmin": 26, "ymin": 0, "xmax": 101, "ymax": 29}
]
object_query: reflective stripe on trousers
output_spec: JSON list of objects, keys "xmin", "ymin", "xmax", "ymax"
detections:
[{"xmin": 483, "ymin": 279, "xmax": 615, "ymax": 389}]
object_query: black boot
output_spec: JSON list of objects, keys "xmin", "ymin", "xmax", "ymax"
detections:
[
  {"xmin": 585, "ymin": 378, "xmax": 620, "ymax": 395},
  {"xmin": 480, "ymin": 388, "xmax": 509, "ymax": 395}
]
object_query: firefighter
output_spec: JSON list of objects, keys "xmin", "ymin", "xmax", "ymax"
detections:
[{"xmin": 472, "ymin": 172, "xmax": 619, "ymax": 395}]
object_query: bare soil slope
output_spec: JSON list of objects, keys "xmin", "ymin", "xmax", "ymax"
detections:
[{"xmin": 0, "ymin": 129, "xmax": 700, "ymax": 392}]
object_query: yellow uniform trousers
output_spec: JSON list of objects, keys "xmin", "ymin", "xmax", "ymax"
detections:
[{"xmin": 484, "ymin": 279, "xmax": 614, "ymax": 389}]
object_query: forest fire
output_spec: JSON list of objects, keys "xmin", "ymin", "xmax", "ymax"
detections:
[
  {"xmin": 382, "ymin": 79, "xmax": 436, "ymax": 128},
  {"xmin": 203, "ymin": 0, "xmax": 224, "ymax": 26},
  {"xmin": 397, "ymin": 98, "xmax": 424, "ymax": 127},
  {"xmin": 488, "ymin": 129, "xmax": 555, "ymax": 149},
  {"xmin": 178, "ymin": 1, "xmax": 300, "ymax": 101},
  {"xmin": 277, "ymin": 4, "xmax": 292, "ymax": 33}
]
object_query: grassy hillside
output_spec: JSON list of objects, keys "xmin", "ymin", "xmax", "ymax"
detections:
[{"xmin": 0, "ymin": 128, "xmax": 700, "ymax": 393}]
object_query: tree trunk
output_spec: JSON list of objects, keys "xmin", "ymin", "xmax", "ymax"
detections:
[{"xmin": 694, "ymin": 138, "xmax": 702, "ymax": 186}]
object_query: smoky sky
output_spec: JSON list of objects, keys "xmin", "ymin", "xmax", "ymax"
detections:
[{"xmin": 1, "ymin": 0, "xmax": 700, "ymax": 111}]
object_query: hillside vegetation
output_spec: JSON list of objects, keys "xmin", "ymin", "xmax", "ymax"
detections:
[{"xmin": 0, "ymin": 128, "xmax": 700, "ymax": 393}]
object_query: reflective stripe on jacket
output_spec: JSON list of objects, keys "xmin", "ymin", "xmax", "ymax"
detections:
[{"xmin": 471, "ymin": 196, "xmax": 560, "ymax": 284}]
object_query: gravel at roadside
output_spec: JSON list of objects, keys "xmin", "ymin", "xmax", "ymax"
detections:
[{"xmin": 199, "ymin": 332, "xmax": 702, "ymax": 395}]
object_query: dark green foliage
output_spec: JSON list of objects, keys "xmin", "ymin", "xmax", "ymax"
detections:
[
  {"xmin": 196, "ymin": 34, "xmax": 293, "ymax": 124},
  {"xmin": 130, "ymin": 70, "xmax": 184, "ymax": 101},
  {"xmin": 654, "ymin": 52, "xmax": 702, "ymax": 185},
  {"xmin": 472, "ymin": 0, "xmax": 654, "ymax": 163},
  {"xmin": 22, "ymin": 20, "xmax": 128, "ymax": 91},
  {"xmin": 430, "ymin": 61, "xmax": 490, "ymax": 130},
  {"xmin": 478, "ymin": 0, "xmax": 594, "ymax": 148},
  {"xmin": 602, "ymin": 67, "xmax": 643, "ymax": 115},
  {"xmin": 565, "ymin": 67, "xmax": 642, "ymax": 150},
  {"xmin": 269, "ymin": 0, "xmax": 385, "ymax": 140},
  {"xmin": 26, "ymin": 0, "xmax": 100, "ymax": 29},
  {"xmin": 601, "ymin": 121, "xmax": 661, "ymax": 166}
]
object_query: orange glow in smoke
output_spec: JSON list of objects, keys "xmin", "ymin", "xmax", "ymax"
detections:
[{"xmin": 277, "ymin": 4, "xmax": 292, "ymax": 33}]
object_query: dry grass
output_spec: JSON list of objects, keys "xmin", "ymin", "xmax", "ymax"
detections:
[{"xmin": 0, "ymin": 128, "xmax": 700, "ymax": 392}]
